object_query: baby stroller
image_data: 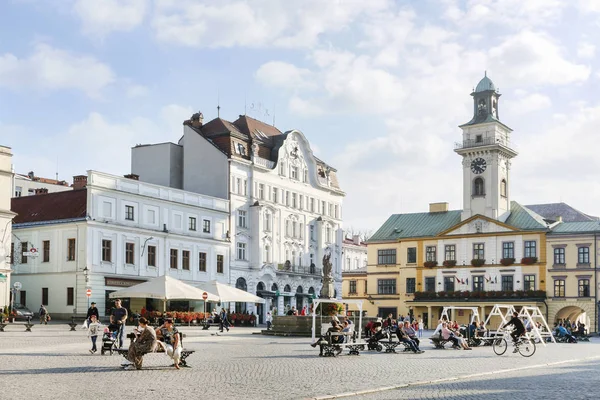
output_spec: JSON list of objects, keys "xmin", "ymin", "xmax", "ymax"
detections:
[
  {"xmin": 367, "ymin": 323, "xmax": 386, "ymax": 351},
  {"xmin": 100, "ymin": 324, "xmax": 122, "ymax": 355}
]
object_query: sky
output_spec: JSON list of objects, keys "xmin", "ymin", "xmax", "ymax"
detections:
[{"xmin": 1, "ymin": 0, "xmax": 600, "ymax": 232}]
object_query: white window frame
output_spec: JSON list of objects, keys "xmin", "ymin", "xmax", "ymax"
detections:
[
  {"xmin": 238, "ymin": 210, "xmax": 247, "ymax": 228},
  {"xmin": 237, "ymin": 242, "xmax": 247, "ymax": 260}
]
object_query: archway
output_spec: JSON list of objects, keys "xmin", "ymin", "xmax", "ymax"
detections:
[
  {"xmin": 296, "ymin": 286, "xmax": 304, "ymax": 312},
  {"xmin": 555, "ymin": 306, "xmax": 590, "ymax": 329}
]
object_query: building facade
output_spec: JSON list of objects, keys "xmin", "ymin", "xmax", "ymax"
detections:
[
  {"xmin": 0, "ymin": 146, "xmax": 16, "ymax": 309},
  {"xmin": 355, "ymin": 74, "xmax": 599, "ymax": 332},
  {"xmin": 342, "ymin": 234, "xmax": 368, "ymax": 271},
  {"xmin": 132, "ymin": 113, "xmax": 345, "ymax": 321},
  {"xmin": 10, "ymin": 170, "xmax": 230, "ymax": 318},
  {"xmin": 13, "ymin": 171, "xmax": 71, "ymax": 197}
]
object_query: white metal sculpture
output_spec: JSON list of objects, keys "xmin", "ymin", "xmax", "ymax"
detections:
[{"xmin": 440, "ymin": 306, "xmax": 481, "ymax": 325}]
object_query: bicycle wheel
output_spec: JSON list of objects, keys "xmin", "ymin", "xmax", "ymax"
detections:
[
  {"xmin": 493, "ymin": 338, "xmax": 508, "ymax": 355},
  {"xmin": 518, "ymin": 339, "xmax": 536, "ymax": 357}
]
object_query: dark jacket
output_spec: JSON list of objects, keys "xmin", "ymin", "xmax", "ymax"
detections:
[
  {"xmin": 506, "ymin": 317, "xmax": 525, "ymax": 332},
  {"xmin": 87, "ymin": 306, "xmax": 99, "ymax": 319}
]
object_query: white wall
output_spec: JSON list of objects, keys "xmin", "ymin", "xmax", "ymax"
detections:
[
  {"xmin": 131, "ymin": 143, "xmax": 183, "ymax": 189},
  {"xmin": 0, "ymin": 146, "xmax": 15, "ymax": 308},
  {"xmin": 182, "ymin": 126, "xmax": 229, "ymax": 198},
  {"xmin": 13, "ymin": 174, "xmax": 71, "ymax": 197}
]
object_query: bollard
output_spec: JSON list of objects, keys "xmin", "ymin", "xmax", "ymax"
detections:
[
  {"xmin": 25, "ymin": 316, "xmax": 34, "ymax": 332},
  {"xmin": 68, "ymin": 316, "xmax": 78, "ymax": 332}
]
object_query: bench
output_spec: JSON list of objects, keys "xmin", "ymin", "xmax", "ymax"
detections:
[
  {"xmin": 0, "ymin": 322, "xmax": 35, "ymax": 332},
  {"xmin": 117, "ymin": 332, "xmax": 196, "ymax": 368},
  {"xmin": 318, "ymin": 331, "xmax": 366, "ymax": 356}
]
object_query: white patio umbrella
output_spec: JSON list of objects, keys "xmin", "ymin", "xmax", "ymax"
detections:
[
  {"xmin": 108, "ymin": 275, "xmax": 219, "ymax": 305},
  {"xmin": 202, "ymin": 281, "xmax": 266, "ymax": 304}
]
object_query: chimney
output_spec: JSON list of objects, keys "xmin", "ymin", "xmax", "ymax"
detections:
[
  {"xmin": 429, "ymin": 202, "xmax": 449, "ymax": 213},
  {"xmin": 124, "ymin": 174, "xmax": 139, "ymax": 181},
  {"xmin": 352, "ymin": 234, "xmax": 361, "ymax": 245},
  {"xmin": 184, "ymin": 111, "xmax": 204, "ymax": 128},
  {"xmin": 28, "ymin": 171, "xmax": 35, "ymax": 179},
  {"xmin": 72, "ymin": 175, "xmax": 88, "ymax": 190},
  {"xmin": 34, "ymin": 188, "xmax": 48, "ymax": 195}
]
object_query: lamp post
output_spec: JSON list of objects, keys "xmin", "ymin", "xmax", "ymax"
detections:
[{"xmin": 83, "ymin": 266, "xmax": 90, "ymax": 309}]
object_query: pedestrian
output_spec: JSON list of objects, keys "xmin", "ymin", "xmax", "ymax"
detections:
[
  {"xmin": 110, "ymin": 299, "xmax": 128, "ymax": 348},
  {"xmin": 418, "ymin": 317, "xmax": 424, "ymax": 338},
  {"xmin": 39, "ymin": 305, "xmax": 48, "ymax": 325},
  {"xmin": 266, "ymin": 312, "xmax": 273, "ymax": 330},
  {"xmin": 219, "ymin": 308, "xmax": 230, "ymax": 332},
  {"xmin": 86, "ymin": 301, "xmax": 99, "ymax": 327},
  {"xmin": 87, "ymin": 314, "xmax": 102, "ymax": 354}
]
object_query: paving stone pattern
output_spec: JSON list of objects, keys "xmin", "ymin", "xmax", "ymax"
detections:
[{"xmin": 0, "ymin": 324, "xmax": 598, "ymax": 400}]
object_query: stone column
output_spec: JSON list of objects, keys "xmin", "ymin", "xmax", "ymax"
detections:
[
  {"xmin": 427, "ymin": 306, "xmax": 432, "ymax": 330},
  {"xmin": 277, "ymin": 296, "xmax": 284, "ymax": 315}
]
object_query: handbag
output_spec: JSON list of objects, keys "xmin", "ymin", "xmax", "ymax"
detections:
[{"xmin": 46, "ymin": 315, "xmax": 51, "ymax": 321}]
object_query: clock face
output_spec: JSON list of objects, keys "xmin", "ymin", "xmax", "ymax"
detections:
[{"xmin": 471, "ymin": 158, "xmax": 487, "ymax": 174}]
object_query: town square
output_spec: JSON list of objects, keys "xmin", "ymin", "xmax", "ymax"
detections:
[{"xmin": 1, "ymin": 1, "xmax": 600, "ymax": 399}]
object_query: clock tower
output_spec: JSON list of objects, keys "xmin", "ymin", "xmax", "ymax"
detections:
[{"xmin": 455, "ymin": 73, "xmax": 518, "ymax": 221}]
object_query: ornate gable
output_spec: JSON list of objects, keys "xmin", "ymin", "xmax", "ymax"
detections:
[{"xmin": 439, "ymin": 215, "xmax": 518, "ymax": 236}]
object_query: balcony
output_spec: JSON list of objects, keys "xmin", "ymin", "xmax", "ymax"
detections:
[
  {"xmin": 454, "ymin": 137, "xmax": 516, "ymax": 151},
  {"xmin": 254, "ymin": 156, "xmax": 275, "ymax": 169},
  {"xmin": 277, "ymin": 262, "xmax": 321, "ymax": 276},
  {"xmin": 411, "ymin": 290, "xmax": 547, "ymax": 302}
]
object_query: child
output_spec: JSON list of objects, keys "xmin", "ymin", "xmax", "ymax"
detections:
[{"xmin": 87, "ymin": 315, "xmax": 102, "ymax": 354}]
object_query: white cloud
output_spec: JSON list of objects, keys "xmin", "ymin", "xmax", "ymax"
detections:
[
  {"xmin": 505, "ymin": 92, "xmax": 552, "ymax": 115},
  {"xmin": 7, "ymin": 105, "xmax": 193, "ymax": 183},
  {"xmin": 577, "ymin": 42, "xmax": 596, "ymax": 59},
  {"xmin": 73, "ymin": 0, "xmax": 148, "ymax": 37},
  {"xmin": 488, "ymin": 31, "xmax": 590, "ymax": 86},
  {"xmin": 126, "ymin": 84, "xmax": 150, "ymax": 98},
  {"xmin": 578, "ymin": 0, "xmax": 600, "ymax": 13},
  {"xmin": 151, "ymin": 0, "xmax": 388, "ymax": 48},
  {"xmin": 0, "ymin": 44, "xmax": 115, "ymax": 97},
  {"xmin": 255, "ymin": 61, "xmax": 313, "ymax": 90}
]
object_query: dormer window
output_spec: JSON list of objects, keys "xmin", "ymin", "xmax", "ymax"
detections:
[
  {"xmin": 290, "ymin": 166, "xmax": 298, "ymax": 180},
  {"xmin": 476, "ymin": 134, "xmax": 483, "ymax": 143},
  {"xmin": 279, "ymin": 162, "xmax": 286, "ymax": 176},
  {"xmin": 235, "ymin": 143, "xmax": 246, "ymax": 156}
]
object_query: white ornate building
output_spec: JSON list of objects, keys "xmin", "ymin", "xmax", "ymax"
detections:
[
  {"xmin": 132, "ymin": 113, "xmax": 345, "ymax": 321},
  {"xmin": 342, "ymin": 234, "xmax": 368, "ymax": 271},
  {"xmin": 10, "ymin": 170, "xmax": 230, "ymax": 318},
  {"xmin": 0, "ymin": 146, "xmax": 16, "ymax": 309}
]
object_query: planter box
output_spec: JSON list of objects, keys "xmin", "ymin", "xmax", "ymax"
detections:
[
  {"xmin": 471, "ymin": 259, "xmax": 485, "ymax": 267},
  {"xmin": 442, "ymin": 260, "xmax": 456, "ymax": 268},
  {"xmin": 500, "ymin": 258, "xmax": 515, "ymax": 266}
]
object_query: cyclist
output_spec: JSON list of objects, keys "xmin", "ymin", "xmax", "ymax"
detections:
[{"xmin": 502, "ymin": 311, "xmax": 526, "ymax": 352}]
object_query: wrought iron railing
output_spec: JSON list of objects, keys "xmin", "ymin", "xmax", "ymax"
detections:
[{"xmin": 277, "ymin": 263, "xmax": 321, "ymax": 276}]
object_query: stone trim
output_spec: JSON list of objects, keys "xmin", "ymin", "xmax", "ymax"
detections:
[
  {"xmin": 576, "ymin": 243, "xmax": 592, "ymax": 248},
  {"xmin": 551, "ymin": 275, "xmax": 567, "ymax": 280},
  {"xmin": 551, "ymin": 244, "xmax": 567, "ymax": 248},
  {"xmin": 575, "ymin": 275, "xmax": 592, "ymax": 279}
]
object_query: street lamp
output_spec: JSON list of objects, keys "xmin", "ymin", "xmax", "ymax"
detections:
[{"xmin": 83, "ymin": 266, "xmax": 90, "ymax": 309}]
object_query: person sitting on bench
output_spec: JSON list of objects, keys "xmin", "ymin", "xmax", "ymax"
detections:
[
  {"xmin": 441, "ymin": 322, "xmax": 463, "ymax": 349},
  {"xmin": 395, "ymin": 324, "xmax": 423, "ymax": 353},
  {"xmin": 402, "ymin": 321, "xmax": 420, "ymax": 347},
  {"xmin": 311, "ymin": 320, "xmax": 343, "ymax": 356},
  {"xmin": 156, "ymin": 318, "xmax": 183, "ymax": 369},
  {"xmin": 126, "ymin": 317, "xmax": 157, "ymax": 370}
]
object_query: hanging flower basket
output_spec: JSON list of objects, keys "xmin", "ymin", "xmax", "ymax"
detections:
[
  {"xmin": 442, "ymin": 260, "xmax": 456, "ymax": 267},
  {"xmin": 315, "ymin": 303, "xmax": 344, "ymax": 316},
  {"xmin": 423, "ymin": 261, "xmax": 438, "ymax": 268},
  {"xmin": 500, "ymin": 258, "xmax": 515, "ymax": 266},
  {"xmin": 471, "ymin": 258, "xmax": 485, "ymax": 267},
  {"xmin": 521, "ymin": 257, "xmax": 538, "ymax": 265}
]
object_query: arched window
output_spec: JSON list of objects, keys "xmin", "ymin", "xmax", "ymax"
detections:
[
  {"xmin": 473, "ymin": 177, "xmax": 485, "ymax": 196},
  {"xmin": 284, "ymin": 284, "xmax": 291, "ymax": 293},
  {"xmin": 236, "ymin": 277, "xmax": 247, "ymax": 291},
  {"xmin": 271, "ymin": 283, "xmax": 278, "ymax": 292},
  {"xmin": 257, "ymin": 282, "xmax": 265, "ymax": 292},
  {"xmin": 296, "ymin": 286, "xmax": 303, "ymax": 294},
  {"xmin": 500, "ymin": 179, "xmax": 507, "ymax": 197},
  {"xmin": 308, "ymin": 287, "xmax": 315, "ymax": 295}
]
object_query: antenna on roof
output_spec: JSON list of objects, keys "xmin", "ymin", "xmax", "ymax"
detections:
[
  {"xmin": 56, "ymin": 156, "xmax": 59, "ymax": 181},
  {"xmin": 272, "ymin": 103, "xmax": 276, "ymax": 127},
  {"xmin": 217, "ymin": 90, "xmax": 220, "ymax": 118}
]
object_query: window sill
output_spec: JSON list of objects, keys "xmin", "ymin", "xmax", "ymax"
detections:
[
  {"xmin": 471, "ymin": 194, "xmax": 486, "ymax": 198},
  {"xmin": 576, "ymin": 263, "xmax": 591, "ymax": 268}
]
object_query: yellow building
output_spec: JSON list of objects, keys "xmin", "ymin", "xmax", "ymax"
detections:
[{"xmin": 344, "ymin": 74, "xmax": 599, "ymax": 333}]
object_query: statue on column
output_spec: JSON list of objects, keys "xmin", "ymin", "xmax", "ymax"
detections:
[{"xmin": 319, "ymin": 253, "xmax": 334, "ymax": 299}]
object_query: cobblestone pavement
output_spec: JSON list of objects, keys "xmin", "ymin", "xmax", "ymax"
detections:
[{"xmin": 0, "ymin": 323, "xmax": 598, "ymax": 400}]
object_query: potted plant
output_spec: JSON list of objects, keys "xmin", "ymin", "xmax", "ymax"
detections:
[
  {"xmin": 500, "ymin": 258, "xmax": 515, "ymax": 266},
  {"xmin": 423, "ymin": 261, "xmax": 438, "ymax": 268},
  {"xmin": 471, "ymin": 258, "xmax": 485, "ymax": 267},
  {"xmin": 521, "ymin": 257, "xmax": 538, "ymax": 265},
  {"xmin": 442, "ymin": 260, "xmax": 456, "ymax": 267}
]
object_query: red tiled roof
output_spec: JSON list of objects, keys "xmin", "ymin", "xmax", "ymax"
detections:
[
  {"xmin": 233, "ymin": 115, "xmax": 281, "ymax": 139},
  {"xmin": 11, "ymin": 189, "xmax": 87, "ymax": 224},
  {"xmin": 16, "ymin": 173, "xmax": 69, "ymax": 186}
]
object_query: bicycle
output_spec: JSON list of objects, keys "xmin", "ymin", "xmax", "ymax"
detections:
[{"xmin": 492, "ymin": 328, "xmax": 536, "ymax": 357}]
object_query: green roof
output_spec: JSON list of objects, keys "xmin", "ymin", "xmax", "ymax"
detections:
[
  {"xmin": 550, "ymin": 221, "xmax": 600, "ymax": 233},
  {"xmin": 475, "ymin": 75, "xmax": 496, "ymax": 92},
  {"xmin": 369, "ymin": 210, "xmax": 462, "ymax": 242},
  {"xmin": 369, "ymin": 201, "xmax": 549, "ymax": 243},
  {"xmin": 504, "ymin": 201, "xmax": 548, "ymax": 230}
]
